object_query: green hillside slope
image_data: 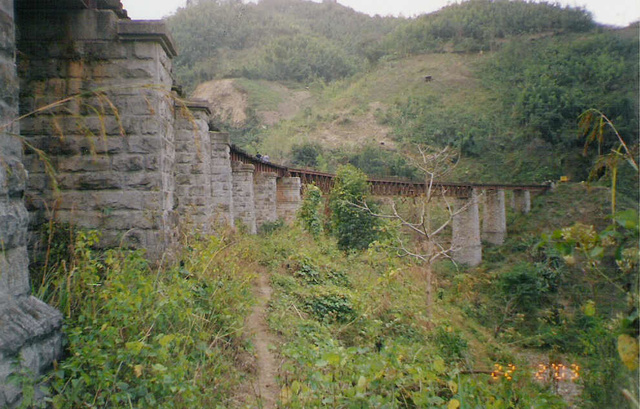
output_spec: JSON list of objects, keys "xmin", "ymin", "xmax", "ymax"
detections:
[{"xmin": 168, "ymin": 0, "xmax": 638, "ymax": 192}]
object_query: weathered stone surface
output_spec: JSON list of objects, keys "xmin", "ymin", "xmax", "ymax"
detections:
[
  {"xmin": 482, "ymin": 189, "xmax": 506, "ymax": 245},
  {"xmin": 210, "ymin": 132, "xmax": 234, "ymax": 227},
  {"xmin": 0, "ymin": 246, "xmax": 29, "ymax": 297},
  {"xmin": 232, "ymin": 161, "xmax": 256, "ymax": 234},
  {"xmin": 452, "ymin": 190, "xmax": 482, "ymax": 267},
  {"xmin": 0, "ymin": 200, "xmax": 28, "ymax": 249},
  {"xmin": 276, "ymin": 177, "xmax": 301, "ymax": 225},
  {"xmin": 18, "ymin": 5, "xmax": 179, "ymax": 262},
  {"xmin": 174, "ymin": 109, "xmax": 214, "ymax": 233},
  {"xmin": 513, "ymin": 189, "xmax": 531, "ymax": 214},
  {"xmin": 254, "ymin": 172, "xmax": 278, "ymax": 229},
  {"xmin": 0, "ymin": 297, "xmax": 62, "ymax": 408}
]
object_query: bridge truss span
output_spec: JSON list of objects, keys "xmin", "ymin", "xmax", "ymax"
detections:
[{"xmin": 228, "ymin": 146, "xmax": 551, "ymax": 198}]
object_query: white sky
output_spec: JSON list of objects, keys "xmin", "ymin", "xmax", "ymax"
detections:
[{"xmin": 122, "ymin": 0, "xmax": 640, "ymax": 27}]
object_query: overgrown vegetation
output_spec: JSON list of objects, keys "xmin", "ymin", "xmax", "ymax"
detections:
[
  {"xmin": 22, "ymin": 1, "xmax": 638, "ymax": 407},
  {"xmin": 30, "ymin": 229, "xmax": 255, "ymax": 408},
  {"xmin": 167, "ymin": 0, "xmax": 400, "ymax": 88},
  {"xmin": 27, "ymin": 179, "xmax": 638, "ymax": 407},
  {"xmin": 382, "ymin": 0, "xmax": 594, "ymax": 55}
]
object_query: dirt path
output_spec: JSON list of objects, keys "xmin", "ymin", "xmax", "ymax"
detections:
[{"xmin": 244, "ymin": 270, "xmax": 279, "ymax": 408}]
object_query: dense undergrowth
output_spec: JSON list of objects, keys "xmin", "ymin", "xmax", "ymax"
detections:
[
  {"xmin": 30, "ymin": 229, "xmax": 255, "ymax": 408},
  {"xmin": 244, "ymin": 228, "xmax": 568, "ymax": 408},
  {"xmin": 26, "ymin": 181, "xmax": 638, "ymax": 408}
]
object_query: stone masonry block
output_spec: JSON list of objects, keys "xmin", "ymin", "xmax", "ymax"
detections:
[
  {"xmin": 0, "ymin": 297, "xmax": 63, "ymax": 356},
  {"xmin": 0, "ymin": 200, "xmax": 28, "ymax": 249},
  {"xmin": 111, "ymin": 155, "xmax": 144, "ymax": 172},
  {"xmin": 128, "ymin": 136, "xmax": 162, "ymax": 154},
  {"xmin": 83, "ymin": 41, "xmax": 128, "ymax": 60},
  {"xmin": 54, "ymin": 190, "xmax": 161, "ymax": 212},
  {"xmin": 56, "ymin": 155, "xmax": 111, "ymax": 173},
  {"xmin": 132, "ymin": 42, "xmax": 158, "ymax": 60},
  {"xmin": 0, "ymin": 245, "xmax": 29, "ymax": 297}
]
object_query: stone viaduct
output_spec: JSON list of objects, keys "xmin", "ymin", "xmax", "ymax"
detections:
[{"xmin": 0, "ymin": 1, "xmax": 547, "ymax": 406}]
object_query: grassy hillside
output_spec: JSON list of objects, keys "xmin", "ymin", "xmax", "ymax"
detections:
[{"xmin": 169, "ymin": 0, "xmax": 638, "ymax": 192}]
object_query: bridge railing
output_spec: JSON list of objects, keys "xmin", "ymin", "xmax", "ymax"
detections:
[{"xmin": 229, "ymin": 146, "xmax": 551, "ymax": 197}]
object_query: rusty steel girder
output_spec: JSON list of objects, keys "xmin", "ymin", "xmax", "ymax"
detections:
[{"xmin": 228, "ymin": 146, "xmax": 550, "ymax": 198}]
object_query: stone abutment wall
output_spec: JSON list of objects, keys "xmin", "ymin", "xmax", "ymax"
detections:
[
  {"xmin": 18, "ymin": 10, "xmax": 179, "ymax": 260},
  {"xmin": 0, "ymin": 0, "xmax": 62, "ymax": 407}
]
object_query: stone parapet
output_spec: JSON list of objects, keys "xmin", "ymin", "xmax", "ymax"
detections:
[
  {"xmin": 254, "ymin": 172, "xmax": 278, "ymax": 230},
  {"xmin": 276, "ymin": 177, "xmax": 302, "ymax": 225},
  {"xmin": 482, "ymin": 189, "xmax": 507, "ymax": 245},
  {"xmin": 232, "ymin": 161, "xmax": 256, "ymax": 234},
  {"xmin": 452, "ymin": 190, "xmax": 482, "ymax": 267}
]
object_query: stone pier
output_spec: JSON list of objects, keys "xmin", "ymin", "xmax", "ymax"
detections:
[
  {"xmin": 232, "ymin": 161, "xmax": 257, "ymax": 234},
  {"xmin": 452, "ymin": 190, "xmax": 482, "ymax": 266},
  {"xmin": 513, "ymin": 189, "xmax": 531, "ymax": 214},
  {"xmin": 482, "ymin": 189, "xmax": 507, "ymax": 245},
  {"xmin": 174, "ymin": 103, "xmax": 214, "ymax": 233},
  {"xmin": 18, "ymin": 8, "xmax": 179, "ymax": 259},
  {"xmin": 1, "ymin": 0, "xmax": 62, "ymax": 406},
  {"xmin": 254, "ymin": 172, "xmax": 278, "ymax": 230},
  {"xmin": 210, "ymin": 132, "xmax": 234, "ymax": 227},
  {"xmin": 276, "ymin": 177, "xmax": 302, "ymax": 224}
]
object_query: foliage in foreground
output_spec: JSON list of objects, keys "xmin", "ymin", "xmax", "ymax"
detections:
[
  {"xmin": 247, "ymin": 227, "xmax": 567, "ymax": 408},
  {"xmin": 31, "ymin": 230, "xmax": 254, "ymax": 408}
]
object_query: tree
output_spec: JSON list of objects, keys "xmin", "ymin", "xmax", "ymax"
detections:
[
  {"xmin": 356, "ymin": 145, "xmax": 466, "ymax": 319},
  {"xmin": 328, "ymin": 165, "xmax": 381, "ymax": 251},
  {"xmin": 579, "ymin": 108, "xmax": 639, "ymax": 216}
]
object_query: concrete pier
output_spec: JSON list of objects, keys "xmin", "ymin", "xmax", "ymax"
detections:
[
  {"xmin": 452, "ymin": 190, "xmax": 482, "ymax": 266},
  {"xmin": 276, "ymin": 177, "xmax": 302, "ymax": 224},
  {"xmin": 482, "ymin": 189, "xmax": 507, "ymax": 245},
  {"xmin": 232, "ymin": 161, "xmax": 257, "ymax": 234},
  {"xmin": 513, "ymin": 189, "xmax": 531, "ymax": 214}
]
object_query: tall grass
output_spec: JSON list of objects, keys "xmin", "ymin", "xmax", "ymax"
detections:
[{"xmin": 31, "ymin": 227, "xmax": 255, "ymax": 408}]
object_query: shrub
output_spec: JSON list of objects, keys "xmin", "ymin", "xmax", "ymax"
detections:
[
  {"xmin": 328, "ymin": 164, "xmax": 381, "ymax": 251},
  {"xmin": 304, "ymin": 289, "xmax": 356, "ymax": 323},
  {"xmin": 298, "ymin": 184, "xmax": 325, "ymax": 238}
]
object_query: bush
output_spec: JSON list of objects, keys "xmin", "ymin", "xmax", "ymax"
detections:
[
  {"xmin": 298, "ymin": 184, "xmax": 325, "ymax": 238},
  {"xmin": 246, "ymin": 35, "xmax": 358, "ymax": 83},
  {"xmin": 291, "ymin": 142, "xmax": 324, "ymax": 168},
  {"xmin": 328, "ymin": 165, "xmax": 382, "ymax": 251},
  {"xmin": 304, "ymin": 289, "xmax": 356, "ymax": 323}
]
